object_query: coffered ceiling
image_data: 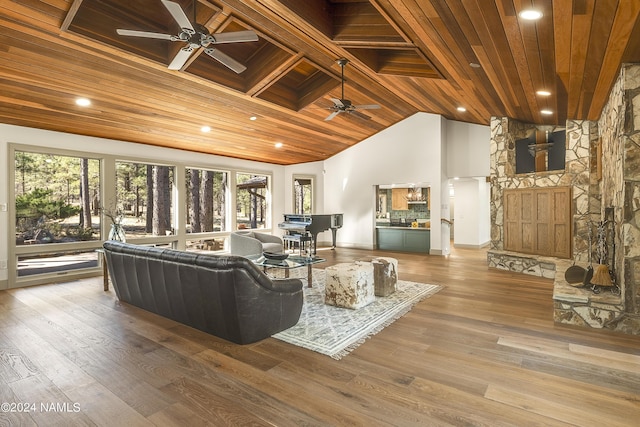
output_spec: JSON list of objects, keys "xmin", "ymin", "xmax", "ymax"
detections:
[{"xmin": 1, "ymin": 1, "xmax": 639, "ymax": 165}]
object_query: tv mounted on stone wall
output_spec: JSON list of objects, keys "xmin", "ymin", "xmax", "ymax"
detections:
[{"xmin": 515, "ymin": 130, "xmax": 566, "ymax": 174}]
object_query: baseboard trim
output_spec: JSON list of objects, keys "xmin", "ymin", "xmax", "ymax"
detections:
[
  {"xmin": 10, "ymin": 270, "xmax": 101, "ymax": 289},
  {"xmin": 454, "ymin": 241, "xmax": 490, "ymax": 249},
  {"xmin": 318, "ymin": 241, "xmax": 375, "ymax": 250}
]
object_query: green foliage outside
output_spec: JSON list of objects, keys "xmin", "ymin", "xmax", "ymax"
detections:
[
  {"xmin": 236, "ymin": 173, "xmax": 267, "ymax": 229},
  {"xmin": 16, "ymin": 188, "xmax": 80, "ymax": 221},
  {"xmin": 15, "ymin": 151, "xmax": 100, "ymax": 244},
  {"xmin": 15, "ymin": 188, "xmax": 95, "ymax": 243}
]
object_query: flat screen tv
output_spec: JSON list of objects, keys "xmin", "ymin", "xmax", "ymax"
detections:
[{"xmin": 515, "ymin": 130, "xmax": 565, "ymax": 174}]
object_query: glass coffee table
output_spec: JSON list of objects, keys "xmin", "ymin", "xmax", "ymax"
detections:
[{"xmin": 247, "ymin": 254, "xmax": 325, "ymax": 288}]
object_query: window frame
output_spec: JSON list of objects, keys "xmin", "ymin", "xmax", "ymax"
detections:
[
  {"xmin": 8, "ymin": 143, "xmax": 274, "ymax": 288},
  {"xmin": 235, "ymin": 171, "xmax": 272, "ymax": 230},
  {"xmin": 183, "ymin": 166, "xmax": 232, "ymax": 253},
  {"xmin": 292, "ymin": 174, "xmax": 315, "ymax": 214},
  {"xmin": 9, "ymin": 144, "xmax": 108, "ymax": 288},
  {"xmin": 114, "ymin": 158, "xmax": 178, "ymax": 240}
]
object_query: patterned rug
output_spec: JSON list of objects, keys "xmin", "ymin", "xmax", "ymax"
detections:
[{"xmin": 272, "ymin": 269, "xmax": 442, "ymax": 359}]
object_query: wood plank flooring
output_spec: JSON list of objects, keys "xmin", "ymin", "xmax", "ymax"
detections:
[{"xmin": 1, "ymin": 245, "xmax": 639, "ymax": 426}]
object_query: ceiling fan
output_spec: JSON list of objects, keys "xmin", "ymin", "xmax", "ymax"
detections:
[
  {"xmin": 324, "ymin": 58, "xmax": 381, "ymax": 121},
  {"xmin": 116, "ymin": 0, "xmax": 258, "ymax": 73}
]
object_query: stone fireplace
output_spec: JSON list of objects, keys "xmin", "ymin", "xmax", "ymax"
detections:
[
  {"xmin": 488, "ymin": 63, "xmax": 640, "ymax": 335},
  {"xmin": 488, "ymin": 117, "xmax": 597, "ymax": 266}
]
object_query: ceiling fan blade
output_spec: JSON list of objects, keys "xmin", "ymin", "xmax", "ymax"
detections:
[
  {"xmin": 168, "ymin": 47, "xmax": 194, "ymax": 70},
  {"xmin": 204, "ymin": 48, "xmax": 247, "ymax": 73},
  {"xmin": 325, "ymin": 111, "xmax": 341, "ymax": 121},
  {"xmin": 204, "ymin": 30, "xmax": 258, "ymax": 45},
  {"xmin": 354, "ymin": 104, "xmax": 381, "ymax": 110},
  {"xmin": 162, "ymin": 0, "xmax": 194, "ymax": 32},
  {"xmin": 330, "ymin": 98, "xmax": 345, "ymax": 108},
  {"xmin": 349, "ymin": 110, "xmax": 372, "ymax": 120},
  {"xmin": 116, "ymin": 29, "xmax": 174, "ymax": 40}
]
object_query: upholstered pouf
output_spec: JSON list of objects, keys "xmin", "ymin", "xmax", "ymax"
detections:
[
  {"xmin": 324, "ymin": 262, "xmax": 375, "ymax": 309},
  {"xmin": 356, "ymin": 257, "xmax": 398, "ymax": 296}
]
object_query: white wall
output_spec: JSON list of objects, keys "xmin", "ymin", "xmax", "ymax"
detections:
[
  {"xmin": 283, "ymin": 161, "xmax": 325, "ymax": 215},
  {"xmin": 452, "ymin": 178, "xmax": 490, "ymax": 248},
  {"xmin": 446, "ymin": 119, "xmax": 491, "ymax": 178},
  {"xmin": 322, "ymin": 112, "xmax": 446, "ymax": 251},
  {"xmin": 439, "ymin": 116, "xmax": 451, "ymax": 255},
  {"xmin": 446, "ymin": 119, "xmax": 491, "ymax": 249},
  {"xmin": 321, "ymin": 113, "xmax": 491, "ymax": 252}
]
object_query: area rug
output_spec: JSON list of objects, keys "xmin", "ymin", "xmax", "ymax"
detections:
[{"xmin": 272, "ymin": 269, "xmax": 442, "ymax": 359}]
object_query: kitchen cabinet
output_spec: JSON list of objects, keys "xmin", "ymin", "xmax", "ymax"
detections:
[
  {"xmin": 376, "ymin": 227, "xmax": 430, "ymax": 253},
  {"xmin": 391, "ymin": 188, "xmax": 408, "ymax": 210}
]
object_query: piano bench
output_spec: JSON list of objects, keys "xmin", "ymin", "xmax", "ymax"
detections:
[{"xmin": 283, "ymin": 233, "xmax": 312, "ymax": 255}]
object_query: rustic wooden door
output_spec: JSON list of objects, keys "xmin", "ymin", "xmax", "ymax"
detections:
[{"xmin": 504, "ymin": 187, "xmax": 571, "ymax": 258}]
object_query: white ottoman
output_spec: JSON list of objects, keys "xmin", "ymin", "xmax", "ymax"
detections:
[
  {"xmin": 324, "ymin": 262, "xmax": 375, "ymax": 309},
  {"xmin": 359, "ymin": 257, "xmax": 398, "ymax": 297}
]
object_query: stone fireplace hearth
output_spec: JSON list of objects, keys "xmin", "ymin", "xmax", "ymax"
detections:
[{"xmin": 488, "ymin": 63, "xmax": 640, "ymax": 335}]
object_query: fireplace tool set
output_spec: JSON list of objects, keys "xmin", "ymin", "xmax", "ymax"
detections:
[
  {"xmin": 565, "ymin": 208, "xmax": 620, "ymax": 295},
  {"xmin": 589, "ymin": 208, "xmax": 620, "ymax": 295}
]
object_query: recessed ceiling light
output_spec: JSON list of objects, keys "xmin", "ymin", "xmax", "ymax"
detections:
[
  {"xmin": 541, "ymin": 109, "xmax": 553, "ymax": 115},
  {"xmin": 536, "ymin": 90, "xmax": 551, "ymax": 96},
  {"xmin": 274, "ymin": 142, "xmax": 283, "ymax": 148},
  {"xmin": 457, "ymin": 107, "xmax": 466, "ymax": 112},
  {"xmin": 469, "ymin": 62, "xmax": 481, "ymax": 68},
  {"xmin": 519, "ymin": 10, "xmax": 543, "ymax": 20},
  {"xmin": 201, "ymin": 126, "xmax": 211, "ymax": 133},
  {"xmin": 249, "ymin": 116, "xmax": 257, "ymax": 121},
  {"xmin": 75, "ymin": 97, "xmax": 91, "ymax": 107}
]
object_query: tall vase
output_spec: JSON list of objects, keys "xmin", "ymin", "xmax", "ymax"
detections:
[{"xmin": 108, "ymin": 224, "xmax": 126, "ymax": 242}]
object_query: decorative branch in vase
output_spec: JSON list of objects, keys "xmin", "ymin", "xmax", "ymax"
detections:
[{"xmin": 100, "ymin": 206, "xmax": 126, "ymax": 242}]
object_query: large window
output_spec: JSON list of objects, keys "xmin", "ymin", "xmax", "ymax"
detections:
[
  {"xmin": 115, "ymin": 161, "xmax": 174, "ymax": 238},
  {"xmin": 186, "ymin": 168, "xmax": 228, "ymax": 232},
  {"xmin": 15, "ymin": 151, "xmax": 101, "ymax": 245},
  {"xmin": 13, "ymin": 149, "xmax": 102, "ymax": 279},
  {"xmin": 184, "ymin": 167, "xmax": 229, "ymax": 253},
  {"xmin": 236, "ymin": 173, "xmax": 269, "ymax": 229},
  {"xmin": 293, "ymin": 175, "xmax": 313, "ymax": 214},
  {"xmin": 9, "ymin": 146, "xmax": 275, "ymax": 286},
  {"xmin": 18, "ymin": 250, "xmax": 99, "ymax": 277}
]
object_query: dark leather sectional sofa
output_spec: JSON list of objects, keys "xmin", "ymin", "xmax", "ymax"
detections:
[{"xmin": 102, "ymin": 241, "xmax": 303, "ymax": 344}]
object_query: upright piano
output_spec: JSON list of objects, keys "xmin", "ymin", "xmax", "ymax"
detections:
[{"xmin": 278, "ymin": 214, "xmax": 343, "ymax": 254}]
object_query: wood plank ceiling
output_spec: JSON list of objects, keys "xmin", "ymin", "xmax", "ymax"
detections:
[{"xmin": 1, "ymin": 0, "xmax": 639, "ymax": 165}]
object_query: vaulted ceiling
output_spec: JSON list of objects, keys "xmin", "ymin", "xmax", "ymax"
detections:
[{"xmin": 1, "ymin": 1, "xmax": 639, "ymax": 165}]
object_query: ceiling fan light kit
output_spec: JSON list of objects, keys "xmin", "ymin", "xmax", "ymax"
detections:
[
  {"xmin": 324, "ymin": 58, "xmax": 381, "ymax": 121},
  {"xmin": 116, "ymin": 0, "xmax": 258, "ymax": 73}
]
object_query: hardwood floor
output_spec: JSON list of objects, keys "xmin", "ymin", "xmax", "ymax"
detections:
[{"xmin": 1, "ymin": 245, "xmax": 639, "ymax": 426}]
